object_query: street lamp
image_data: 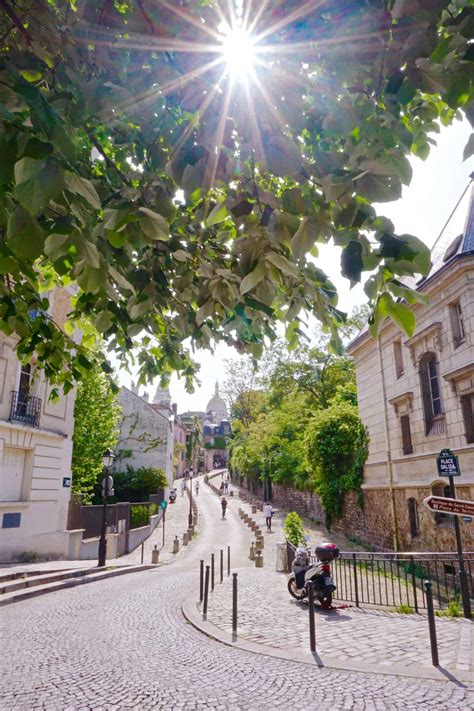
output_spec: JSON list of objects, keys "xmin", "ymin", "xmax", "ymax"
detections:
[
  {"xmin": 98, "ymin": 448, "xmax": 115, "ymax": 568},
  {"xmin": 188, "ymin": 466, "xmax": 194, "ymax": 528}
]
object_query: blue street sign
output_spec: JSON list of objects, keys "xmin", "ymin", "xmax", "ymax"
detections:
[{"xmin": 160, "ymin": 500, "xmax": 168, "ymax": 510}]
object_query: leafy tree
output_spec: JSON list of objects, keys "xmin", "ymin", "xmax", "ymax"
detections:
[
  {"xmin": 71, "ymin": 362, "xmax": 120, "ymax": 503},
  {"xmin": 283, "ymin": 512, "xmax": 306, "ymax": 547},
  {"xmin": 1, "ymin": 2, "xmax": 471, "ymax": 391},
  {"xmin": 305, "ymin": 402, "xmax": 369, "ymax": 528}
]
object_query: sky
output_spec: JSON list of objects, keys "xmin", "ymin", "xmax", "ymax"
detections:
[{"xmin": 119, "ymin": 119, "xmax": 473, "ymax": 412}]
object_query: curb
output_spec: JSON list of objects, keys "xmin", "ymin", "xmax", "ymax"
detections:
[
  {"xmin": 0, "ymin": 564, "xmax": 157, "ymax": 607},
  {"xmin": 182, "ymin": 598, "xmax": 474, "ymax": 686}
]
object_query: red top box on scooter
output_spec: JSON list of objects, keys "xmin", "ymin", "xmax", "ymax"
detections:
[{"xmin": 315, "ymin": 543, "xmax": 339, "ymax": 562}]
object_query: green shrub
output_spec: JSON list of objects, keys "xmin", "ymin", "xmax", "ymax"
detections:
[
  {"xmin": 394, "ymin": 604, "xmax": 414, "ymax": 614},
  {"xmin": 305, "ymin": 402, "xmax": 368, "ymax": 528},
  {"xmin": 129, "ymin": 504, "xmax": 151, "ymax": 529},
  {"xmin": 284, "ymin": 512, "xmax": 306, "ymax": 547},
  {"xmin": 100, "ymin": 466, "xmax": 167, "ymax": 503},
  {"xmin": 436, "ymin": 599, "xmax": 462, "ymax": 618}
]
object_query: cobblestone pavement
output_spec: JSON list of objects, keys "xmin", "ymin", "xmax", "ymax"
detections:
[
  {"xmin": 123, "ymin": 480, "xmax": 197, "ymax": 566},
  {"xmin": 1, "ymin": 473, "xmax": 474, "ymax": 710}
]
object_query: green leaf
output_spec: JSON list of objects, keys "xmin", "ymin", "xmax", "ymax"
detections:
[
  {"xmin": 389, "ymin": 302, "xmax": 415, "ymax": 337},
  {"xmin": 109, "ymin": 266, "xmax": 136, "ymax": 293},
  {"xmin": 240, "ymin": 263, "xmax": 266, "ymax": 295},
  {"xmin": 359, "ymin": 154, "xmax": 412, "ymax": 187},
  {"xmin": 291, "ymin": 217, "xmax": 316, "ymax": 260},
  {"xmin": 44, "ymin": 233, "xmax": 69, "ymax": 257},
  {"xmin": 173, "ymin": 249, "xmax": 192, "ymax": 262},
  {"xmin": 356, "ymin": 173, "xmax": 402, "ymax": 203},
  {"xmin": 138, "ymin": 207, "xmax": 169, "ymax": 241},
  {"xmin": 266, "ymin": 252, "xmax": 299, "ymax": 278},
  {"xmin": 341, "ymin": 241, "xmax": 363, "ymax": 285},
  {"xmin": 64, "ymin": 172, "xmax": 101, "ymax": 210},
  {"xmin": 415, "ymin": 59, "xmax": 447, "ymax": 94},
  {"xmin": 82, "ymin": 240, "xmax": 102, "ymax": 269},
  {"xmin": 7, "ymin": 205, "xmax": 45, "ymax": 260},
  {"xmin": 14, "ymin": 158, "xmax": 64, "ymax": 215},
  {"xmin": 206, "ymin": 201, "xmax": 229, "ymax": 226},
  {"xmin": 196, "ymin": 300, "xmax": 215, "ymax": 325}
]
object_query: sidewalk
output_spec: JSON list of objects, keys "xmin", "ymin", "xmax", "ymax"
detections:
[
  {"xmin": 184, "ymin": 476, "xmax": 474, "ymax": 684},
  {"xmin": 0, "ymin": 478, "xmax": 198, "ymax": 577}
]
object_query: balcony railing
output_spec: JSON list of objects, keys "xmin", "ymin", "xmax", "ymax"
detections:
[{"xmin": 9, "ymin": 391, "xmax": 42, "ymax": 428}]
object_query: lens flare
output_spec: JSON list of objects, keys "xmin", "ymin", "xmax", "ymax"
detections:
[{"xmin": 220, "ymin": 25, "xmax": 256, "ymax": 80}]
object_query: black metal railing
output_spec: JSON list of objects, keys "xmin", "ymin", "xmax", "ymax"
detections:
[
  {"xmin": 287, "ymin": 545, "xmax": 473, "ymax": 612},
  {"xmin": 9, "ymin": 390, "xmax": 41, "ymax": 428}
]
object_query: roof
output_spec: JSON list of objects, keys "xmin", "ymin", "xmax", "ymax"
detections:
[{"xmin": 348, "ymin": 184, "xmax": 474, "ymax": 352}]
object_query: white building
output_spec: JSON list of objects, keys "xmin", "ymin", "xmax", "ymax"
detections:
[
  {"xmin": 0, "ymin": 291, "xmax": 80, "ymax": 562},
  {"xmin": 346, "ymin": 190, "xmax": 474, "ymax": 552},
  {"xmin": 115, "ymin": 383, "xmax": 173, "ymax": 483}
]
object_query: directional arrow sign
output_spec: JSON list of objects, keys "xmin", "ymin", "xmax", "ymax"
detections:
[{"xmin": 424, "ymin": 496, "xmax": 474, "ymax": 518}]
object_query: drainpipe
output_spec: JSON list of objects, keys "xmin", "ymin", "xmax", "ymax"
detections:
[{"xmin": 377, "ymin": 335, "xmax": 400, "ymax": 552}]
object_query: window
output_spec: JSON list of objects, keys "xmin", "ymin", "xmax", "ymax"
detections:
[
  {"xmin": 400, "ymin": 415, "xmax": 413, "ymax": 454},
  {"xmin": 461, "ymin": 393, "xmax": 474, "ymax": 444},
  {"xmin": 419, "ymin": 353, "xmax": 445, "ymax": 435},
  {"xmin": 0, "ymin": 447, "xmax": 27, "ymax": 502},
  {"xmin": 432, "ymin": 483, "xmax": 455, "ymax": 529},
  {"xmin": 407, "ymin": 498, "xmax": 419, "ymax": 538},
  {"xmin": 394, "ymin": 340, "xmax": 404, "ymax": 378},
  {"xmin": 449, "ymin": 301, "xmax": 465, "ymax": 347}
]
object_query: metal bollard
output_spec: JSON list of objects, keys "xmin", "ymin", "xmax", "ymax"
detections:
[
  {"xmin": 172, "ymin": 535, "xmax": 179, "ymax": 554},
  {"xmin": 352, "ymin": 552, "xmax": 360, "ymax": 608},
  {"xmin": 211, "ymin": 553, "xmax": 215, "ymax": 591},
  {"xmin": 220, "ymin": 549, "xmax": 224, "ymax": 583},
  {"xmin": 308, "ymin": 581, "xmax": 316, "ymax": 652},
  {"xmin": 183, "ymin": 532, "xmax": 189, "ymax": 546},
  {"xmin": 424, "ymin": 581, "xmax": 439, "ymax": 667},
  {"xmin": 232, "ymin": 572, "xmax": 238, "ymax": 633},
  {"xmin": 249, "ymin": 542, "xmax": 255, "ymax": 561},
  {"xmin": 203, "ymin": 565, "xmax": 210, "ymax": 616},
  {"xmin": 151, "ymin": 544, "xmax": 159, "ymax": 564},
  {"xmin": 141, "ymin": 541, "xmax": 144, "ymax": 565},
  {"xmin": 199, "ymin": 559, "xmax": 204, "ymax": 602},
  {"xmin": 255, "ymin": 552, "xmax": 263, "ymax": 568},
  {"xmin": 227, "ymin": 545, "xmax": 230, "ymax": 576}
]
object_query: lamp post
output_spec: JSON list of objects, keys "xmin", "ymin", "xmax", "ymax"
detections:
[
  {"xmin": 98, "ymin": 448, "xmax": 115, "ymax": 568},
  {"xmin": 188, "ymin": 465, "xmax": 194, "ymax": 528}
]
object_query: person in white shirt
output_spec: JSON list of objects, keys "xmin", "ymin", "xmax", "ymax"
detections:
[{"xmin": 264, "ymin": 503, "xmax": 274, "ymax": 531}]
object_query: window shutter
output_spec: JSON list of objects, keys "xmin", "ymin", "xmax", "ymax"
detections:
[
  {"xmin": 461, "ymin": 394, "xmax": 474, "ymax": 444},
  {"xmin": 419, "ymin": 359, "xmax": 433, "ymax": 435},
  {"xmin": 400, "ymin": 415, "xmax": 413, "ymax": 454}
]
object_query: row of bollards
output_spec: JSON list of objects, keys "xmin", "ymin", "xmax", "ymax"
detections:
[
  {"xmin": 238, "ymin": 507, "xmax": 264, "ymax": 567},
  {"xmin": 200, "ymin": 547, "xmax": 236, "ymax": 631}
]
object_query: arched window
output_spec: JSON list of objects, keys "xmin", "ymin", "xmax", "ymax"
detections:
[
  {"xmin": 419, "ymin": 353, "xmax": 445, "ymax": 435},
  {"xmin": 407, "ymin": 498, "xmax": 419, "ymax": 538},
  {"xmin": 431, "ymin": 482, "xmax": 454, "ymax": 529}
]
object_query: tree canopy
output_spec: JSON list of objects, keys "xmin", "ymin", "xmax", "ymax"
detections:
[{"xmin": 1, "ymin": 1, "xmax": 472, "ymax": 391}]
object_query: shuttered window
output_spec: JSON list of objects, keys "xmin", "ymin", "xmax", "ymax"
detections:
[
  {"xmin": 394, "ymin": 340, "xmax": 404, "ymax": 378},
  {"xmin": 400, "ymin": 415, "xmax": 413, "ymax": 455},
  {"xmin": 407, "ymin": 498, "xmax": 419, "ymax": 538},
  {"xmin": 461, "ymin": 393, "xmax": 474, "ymax": 444},
  {"xmin": 419, "ymin": 353, "xmax": 445, "ymax": 435},
  {"xmin": 449, "ymin": 301, "xmax": 465, "ymax": 348}
]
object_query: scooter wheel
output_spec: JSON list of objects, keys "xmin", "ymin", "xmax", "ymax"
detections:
[{"xmin": 287, "ymin": 579, "xmax": 306, "ymax": 600}]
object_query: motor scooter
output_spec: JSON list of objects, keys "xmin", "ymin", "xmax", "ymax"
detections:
[
  {"xmin": 287, "ymin": 542, "xmax": 339, "ymax": 608},
  {"xmin": 169, "ymin": 487, "xmax": 177, "ymax": 503}
]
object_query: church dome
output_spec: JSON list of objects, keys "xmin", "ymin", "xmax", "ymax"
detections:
[
  {"xmin": 206, "ymin": 382, "xmax": 228, "ymax": 420},
  {"xmin": 153, "ymin": 384, "xmax": 171, "ymax": 406}
]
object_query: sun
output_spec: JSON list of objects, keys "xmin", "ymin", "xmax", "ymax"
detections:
[{"xmin": 219, "ymin": 23, "xmax": 257, "ymax": 81}]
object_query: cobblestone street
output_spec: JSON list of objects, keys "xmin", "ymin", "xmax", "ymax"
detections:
[{"xmin": 1, "ymin": 473, "xmax": 473, "ymax": 710}]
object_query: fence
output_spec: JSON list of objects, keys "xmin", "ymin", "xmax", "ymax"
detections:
[{"xmin": 287, "ymin": 545, "xmax": 474, "ymax": 612}]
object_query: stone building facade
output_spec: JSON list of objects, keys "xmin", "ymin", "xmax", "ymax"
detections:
[
  {"xmin": 0, "ymin": 289, "xmax": 81, "ymax": 562},
  {"xmin": 346, "ymin": 191, "xmax": 474, "ymax": 552},
  {"xmin": 115, "ymin": 384, "xmax": 173, "ymax": 484}
]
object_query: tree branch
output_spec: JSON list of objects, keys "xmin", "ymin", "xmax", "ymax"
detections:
[{"xmin": 0, "ymin": 0, "xmax": 33, "ymax": 44}]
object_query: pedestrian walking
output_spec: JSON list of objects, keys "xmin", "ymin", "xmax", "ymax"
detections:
[
  {"xmin": 224, "ymin": 480, "xmax": 229, "ymax": 494},
  {"xmin": 195, "ymin": 480, "xmax": 199, "ymax": 496},
  {"xmin": 264, "ymin": 502, "xmax": 274, "ymax": 531},
  {"xmin": 220, "ymin": 480, "xmax": 225, "ymax": 495},
  {"xmin": 180, "ymin": 478, "xmax": 185, "ymax": 496},
  {"xmin": 221, "ymin": 497, "xmax": 228, "ymax": 520}
]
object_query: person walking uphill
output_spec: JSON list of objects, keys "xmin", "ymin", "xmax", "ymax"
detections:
[
  {"xmin": 221, "ymin": 497, "xmax": 228, "ymax": 520},
  {"xmin": 264, "ymin": 502, "xmax": 274, "ymax": 532}
]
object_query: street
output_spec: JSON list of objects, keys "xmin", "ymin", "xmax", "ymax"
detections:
[{"xmin": 1, "ymin": 475, "xmax": 473, "ymax": 710}]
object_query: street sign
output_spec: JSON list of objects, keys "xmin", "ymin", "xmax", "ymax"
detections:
[
  {"xmin": 62, "ymin": 477, "xmax": 71, "ymax": 487},
  {"xmin": 423, "ymin": 496, "xmax": 474, "ymax": 518},
  {"xmin": 160, "ymin": 500, "xmax": 168, "ymax": 510},
  {"xmin": 436, "ymin": 448, "xmax": 460, "ymax": 477}
]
